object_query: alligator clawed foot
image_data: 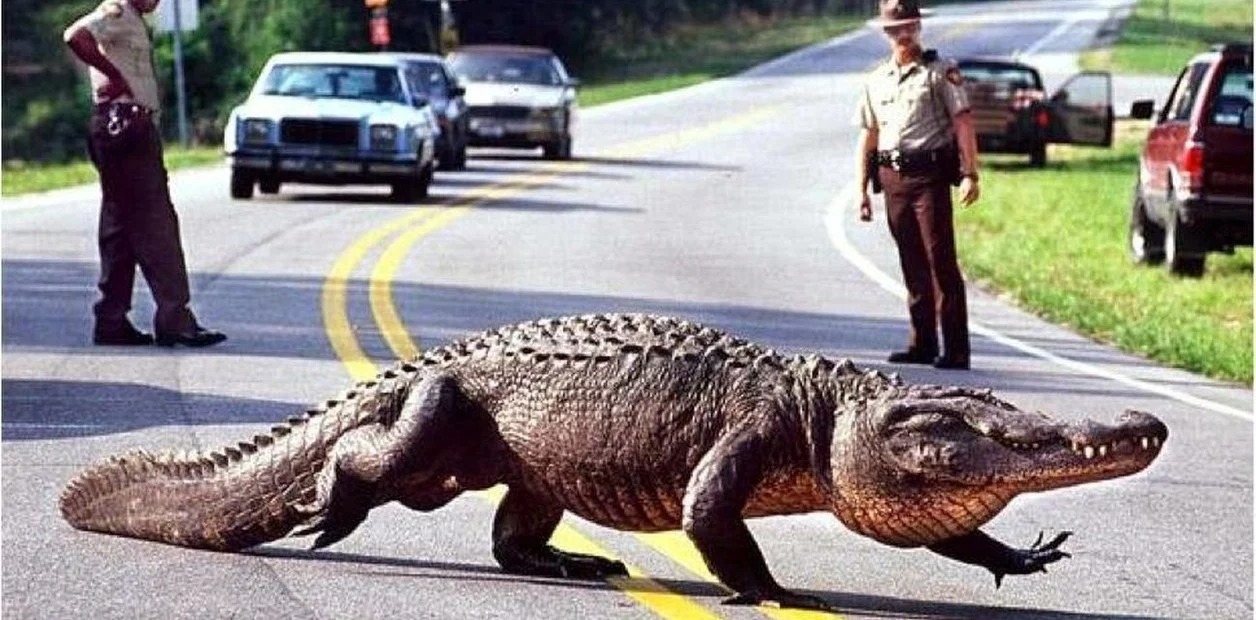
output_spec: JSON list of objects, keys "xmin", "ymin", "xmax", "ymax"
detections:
[
  {"xmin": 993, "ymin": 530, "xmax": 1074, "ymax": 588},
  {"xmin": 722, "ymin": 588, "xmax": 832, "ymax": 611},
  {"xmin": 548, "ymin": 546, "xmax": 629, "ymax": 579},
  {"xmin": 289, "ymin": 476, "xmax": 373, "ymax": 550}
]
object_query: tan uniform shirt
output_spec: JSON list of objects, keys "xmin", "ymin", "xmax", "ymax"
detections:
[
  {"xmin": 64, "ymin": 0, "xmax": 161, "ymax": 112},
  {"xmin": 855, "ymin": 53, "xmax": 968, "ymax": 152}
]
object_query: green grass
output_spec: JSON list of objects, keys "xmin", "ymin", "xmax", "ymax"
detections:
[
  {"xmin": 2, "ymin": 145, "xmax": 223, "ymax": 196},
  {"xmin": 3, "ymin": 13, "xmax": 864, "ymax": 197},
  {"xmin": 957, "ymin": 122, "xmax": 1253, "ymax": 384},
  {"xmin": 1081, "ymin": 0, "xmax": 1253, "ymax": 74}
]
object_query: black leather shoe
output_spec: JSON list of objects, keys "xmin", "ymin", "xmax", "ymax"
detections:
[
  {"xmin": 155, "ymin": 327, "xmax": 227, "ymax": 348},
  {"xmin": 93, "ymin": 324, "xmax": 154, "ymax": 346},
  {"xmin": 933, "ymin": 355, "xmax": 970, "ymax": 370},
  {"xmin": 887, "ymin": 349, "xmax": 938, "ymax": 364}
]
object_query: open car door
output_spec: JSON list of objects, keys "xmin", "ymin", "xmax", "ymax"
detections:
[{"xmin": 1048, "ymin": 71, "xmax": 1114, "ymax": 146}]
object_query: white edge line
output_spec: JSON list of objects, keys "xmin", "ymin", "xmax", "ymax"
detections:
[{"xmin": 825, "ymin": 182, "xmax": 1253, "ymax": 421}]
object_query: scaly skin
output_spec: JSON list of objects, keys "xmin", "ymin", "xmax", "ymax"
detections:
[{"xmin": 61, "ymin": 313, "xmax": 1168, "ymax": 609}]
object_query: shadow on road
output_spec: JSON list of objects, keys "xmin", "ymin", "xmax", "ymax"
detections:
[
  {"xmin": 247, "ymin": 546, "xmax": 1170, "ymax": 620},
  {"xmin": 0, "ymin": 378, "xmax": 301, "ymax": 441},
  {"xmin": 4, "ymin": 257, "xmax": 1172, "ymax": 442}
]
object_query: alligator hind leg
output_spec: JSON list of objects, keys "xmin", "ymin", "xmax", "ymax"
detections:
[
  {"xmin": 491, "ymin": 486, "xmax": 627, "ymax": 580},
  {"xmin": 294, "ymin": 372, "xmax": 472, "ymax": 549}
]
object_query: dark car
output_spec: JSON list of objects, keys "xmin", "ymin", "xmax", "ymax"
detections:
[
  {"xmin": 446, "ymin": 45, "xmax": 579, "ymax": 160},
  {"xmin": 1129, "ymin": 43, "xmax": 1253, "ymax": 277},
  {"xmin": 958, "ymin": 58, "xmax": 1114, "ymax": 166},
  {"xmin": 386, "ymin": 52, "xmax": 469, "ymax": 170}
]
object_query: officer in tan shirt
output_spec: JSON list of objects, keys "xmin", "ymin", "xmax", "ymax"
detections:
[
  {"xmin": 855, "ymin": 0, "xmax": 979, "ymax": 370},
  {"xmin": 64, "ymin": 0, "xmax": 225, "ymax": 348}
]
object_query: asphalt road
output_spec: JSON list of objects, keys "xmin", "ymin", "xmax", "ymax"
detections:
[{"xmin": 2, "ymin": 1, "xmax": 1251, "ymax": 619}]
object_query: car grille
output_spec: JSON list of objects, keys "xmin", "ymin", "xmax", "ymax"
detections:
[
  {"xmin": 280, "ymin": 119, "xmax": 359, "ymax": 147},
  {"xmin": 468, "ymin": 105, "xmax": 531, "ymax": 120}
]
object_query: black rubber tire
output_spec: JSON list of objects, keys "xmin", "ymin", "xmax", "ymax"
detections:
[
  {"xmin": 1164, "ymin": 210, "xmax": 1206, "ymax": 277},
  {"xmin": 543, "ymin": 135, "xmax": 573, "ymax": 160},
  {"xmin": 1128, "ymin": 189, "xmax": 1165, "ymax": 265},
  {"xmin": 258, "ymin": 178, "xmax": 281, "ymax": 195},
  {"xmin": 391, "ymin": 161, "xmax": 433, "ymax": 204},
  {"xmin": 1029, "ymin": 140, "xmax": 1047, "ymax": 167},
  {"xmin": 230, "ymin": 169, "xmax": 254, "ymax": 200}
]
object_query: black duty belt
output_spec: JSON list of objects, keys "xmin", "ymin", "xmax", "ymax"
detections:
[
  {"xmin": 875, "ymin": 147, "xmax": 952, "ymax": 172},
  {"xmin": 94, "ymin": 101, "xmax": 154, "ymax": 118}
]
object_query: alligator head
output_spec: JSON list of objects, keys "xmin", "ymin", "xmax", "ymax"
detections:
[{"xmin": 828, "ymin": 384, "xmax": 1168, "ymax": 547}]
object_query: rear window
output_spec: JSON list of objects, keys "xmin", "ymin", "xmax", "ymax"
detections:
[
  {"xmin": 1166, "ymin": 63, "xmax": 1208, "ymax": 121},
  {"xmin": 448, "ymin": 53, "xmax": 561, "ymax": 86},
  {"xmin": 1208, "ymin": 62, "xmax": 1253, "ymax": 130},
  {"xmin": 957, "ymin": 64, "xmax": 1042, "ymax": 90}
]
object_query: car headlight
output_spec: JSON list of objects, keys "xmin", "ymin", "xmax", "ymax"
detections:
[
  {"xmin": 370, "ymin": 124, "xmax": 399, "ymax": 150},
  {"xmin": 242, "ymin": 119, "xmax": 272, "ymax": 145}
]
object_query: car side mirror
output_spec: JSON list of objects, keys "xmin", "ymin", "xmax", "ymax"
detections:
[
  {"xmin": 566, "ymin": 77, "xmax": 581, "ymax": 88},
  {"xmin": 1130, "ymin": 99, "xmax": 1156, "ymax": 120},
  {"xmin": 412, "ymin": 95, "xmax": 430, "ymax": 109},
  {"xmin": 450, "ymin": 85, "xmax": 466, "ymax": 97}
]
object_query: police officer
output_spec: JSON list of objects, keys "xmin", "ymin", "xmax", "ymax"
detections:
[
  {"xmin": 855, "ymin": 0, "xmax": 979, "ymax": 370},
  {"xmin": 64, "ymin": 0, "xmax": 226, "ymax": 347}
]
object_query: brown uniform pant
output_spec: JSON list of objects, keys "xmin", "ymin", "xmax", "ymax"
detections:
[
  {"xmin": 87, "ymin": 109, "xmax": 197, "ymax": 335},
  {"xmin": 878, "ymin": 167, "xmax": 970, "ymax": 360}
]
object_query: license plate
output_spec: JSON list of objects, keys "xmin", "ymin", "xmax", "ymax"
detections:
[{"xmin": 474, "ymin": 124, "xmax": 505, "ymax": 138}]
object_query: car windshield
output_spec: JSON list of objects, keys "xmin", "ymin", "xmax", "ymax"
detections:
[
  {"xmin": 959, "ymin": 64, "xmax": 1042, "ymax": 90},
  {"xmin": 405, "ymin": 62, "xmax": 446, "ymax": 98},
  {"xmin": 448, "ymin": 53, "xmax": 561, "ymax": 86},
  {"xmin": 1209, "ymin": 63, "xmax": 1253, "ymax": 129},
  {"xmin": 261, "ymin": 64, "xmax": 407, "ymax": 103}
]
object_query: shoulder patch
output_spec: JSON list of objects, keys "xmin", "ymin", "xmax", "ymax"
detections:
[{"xmin": 945, "ymin": 67, "xmax": 964, "ymax": 86}]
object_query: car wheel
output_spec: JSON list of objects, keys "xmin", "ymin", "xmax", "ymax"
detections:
[
  {"xmin": 391, "ymin": 160, "xmax": 433, "ymax": 204},
  {"xmin": 258, "ymin": 178, "xmax": 281, "ymax": 195},
  {"xmin": 1164, "ymin": 209, "xmax": 1206, "ymax": 277},
  {"xmin": 1128, "ymin": 189, "xmax": 1164, "ymax": 265},
  {"xmin": 230, "ymin": 169, "xmax": 254, "ymax": 200},
  {"xmin": 543, "ymin": 135, "xmax": 572, "ymax": 160},
  {"xmin": 1029, "ymin": 140, "xmax": 1047, "ymax": 167},
  {"xmin": 438, "ymin": 135, "xmax": 457, "ymax": 171}
]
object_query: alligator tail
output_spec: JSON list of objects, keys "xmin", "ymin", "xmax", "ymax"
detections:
[{"xmin": 58, "ymin": 365, "xmax": 418, "ymax": 551}]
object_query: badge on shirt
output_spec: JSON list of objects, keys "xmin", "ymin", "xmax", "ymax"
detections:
[{"xmin": 945, "ymin": 67, "xmax": 964, "ymax": 86}]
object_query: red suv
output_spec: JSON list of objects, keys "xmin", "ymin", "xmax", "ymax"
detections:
[{"xmin": 1129, "ymin": 43, "xmax": 1253, "ymax": 277}]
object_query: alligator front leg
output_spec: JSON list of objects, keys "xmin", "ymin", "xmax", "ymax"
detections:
[
  {"xmin": 683, "ymin": 426, "xmax": 832, "ymax": 611},
  {"xmin": 927, "ymin": 529, "xmax": 1073, "ymax": 588}
]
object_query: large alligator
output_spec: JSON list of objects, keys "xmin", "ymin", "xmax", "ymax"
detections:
[{"xmin": 61, "ymin": 313, "xmax": 1167, "ymax": 610}]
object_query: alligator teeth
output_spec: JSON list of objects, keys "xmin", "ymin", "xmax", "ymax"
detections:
[
  {"xmin": 1098, "ymin": 444, "xmax": 1109, "ymax": 457},
  {"xmin": 1031, "ymin": 443, "xmax": 1040, "ymax": 449},
  {"xmin": 1141, "ymin": 437, "xmax": 1150, "ymax": 450},
  {"xmin": 1083, "ymin": 446, "xmax": 1095, "ymax": 459},
  {"xmin": 1152, "ymin": 437, "xmax": 1161, "ymax": 448}
]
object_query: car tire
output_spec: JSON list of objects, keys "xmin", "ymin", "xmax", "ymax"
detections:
[
  {"xmin": 543, "ymin": 134, "xmax": 573, "ymax": 160},
  {"xmin": 1029, "ymin": 140, "xmax": 1047, "ymax": 167},
  {"xmin": 391, "ymin": 160, "xmax": 433, "ymax": 204},
  {"xmin": 1128, "ymin": 189, "xmax": 1165, "ymax": 265},
  {"xmin": 258, "ymin": 178, "xmax": 281, "ymax": 195},
  {"xmin": 1164, "ymin": 209, "xmax": 1206, "ymax": 277},
  {"xmin": 230, "ymin": 169, "xmax": 254, "ymax": 200}
]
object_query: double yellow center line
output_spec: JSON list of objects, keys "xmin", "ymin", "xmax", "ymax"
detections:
[{"xmin": 319, "ymin": 104, "xmax": 841, "ymax": 619}]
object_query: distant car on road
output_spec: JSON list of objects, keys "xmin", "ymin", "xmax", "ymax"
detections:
[
  {"xmin": 958, "ymin": 57, "xmax": 1114, "ymax": 166},
  {"xmin": 446, "ymin": 45, "xmax": 579, "ymax": 160},
  {"xmin": 384, "ymin": 52, "xmax": 469, "ymax": 171},
  {"xmin": 224, "ymin": 52, "xmax": 439, "ymax": 203},
  {"xmin": 1128, "ymin": 43, "xmax": 1253, "ymax": 277}
]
